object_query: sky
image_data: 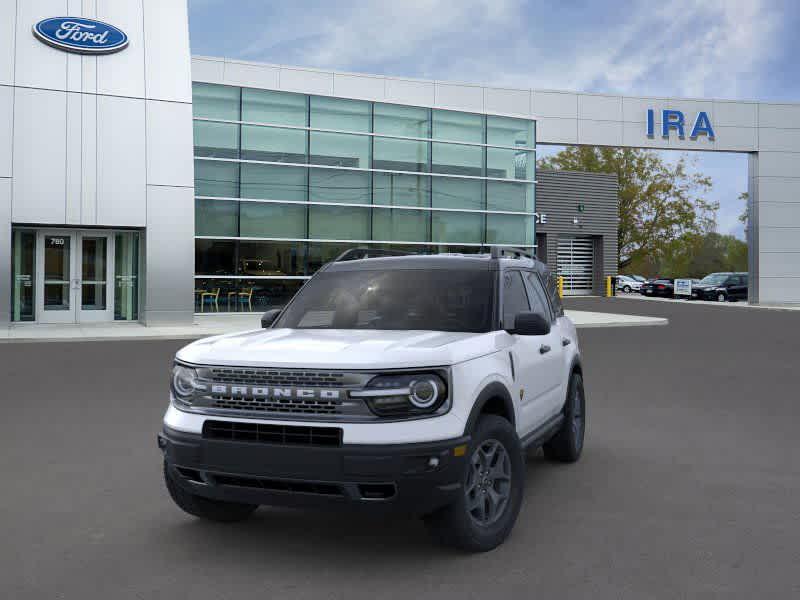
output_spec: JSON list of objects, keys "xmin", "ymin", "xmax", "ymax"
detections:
[{"xmin": 188, "ymin": 0, "xmax": 800, "ymax": 240}]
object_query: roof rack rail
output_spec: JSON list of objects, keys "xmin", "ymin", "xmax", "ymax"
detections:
[
  {"xmin": 489, "ymin": 246, "xmax": 537, "ymax": 261},
  {"xmin": 334, "ymin": 247, "xmax": 415, "ymax": 262}
]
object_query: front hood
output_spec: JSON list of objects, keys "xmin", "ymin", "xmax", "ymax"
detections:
[{"xmin": 177, "ymin": 328, "xmax": 508, "ymax": 369}]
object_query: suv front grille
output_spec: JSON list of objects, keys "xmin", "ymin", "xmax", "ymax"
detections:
[
  {"xmin": 202, "ymin": 420, "xmax": 343, "ymax": 447},
  {"xmin": 206, "ymin": 368, "xmax": 349, "ymax": 387},
  {"xmin": 211, "ymin": 395, "xmax": 343, "ymax": 415}
]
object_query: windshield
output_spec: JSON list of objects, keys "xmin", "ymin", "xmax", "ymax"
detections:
[
  {"xmin": 700, "ymin": 273, "xmax": 728, "ymax": 285},
  {"xmin": 275, "ymin": 269, "xmax": 495, "ymax": 333}
]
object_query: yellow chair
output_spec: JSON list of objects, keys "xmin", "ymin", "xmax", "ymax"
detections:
[
  {"xmin": 200, "ymin": 288, "xmax": 220, "ymax": 312},
  {"xmin": 237, "ymin": 287, "xmax": 254, "ymax": 312}
]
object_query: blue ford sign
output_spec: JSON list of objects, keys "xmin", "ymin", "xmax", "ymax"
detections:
[
  {"xmin": 32, "ymin": 17, "xmax": 128, "ymax": 55},
  {"xmin": 647, "ymin": 108, "xmax": 715, "ymax": 141}
]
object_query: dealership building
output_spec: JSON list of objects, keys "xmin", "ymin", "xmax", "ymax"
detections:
[{"xmin": 2, "ymin": 2, "xmax": 800, "ymax": 327}]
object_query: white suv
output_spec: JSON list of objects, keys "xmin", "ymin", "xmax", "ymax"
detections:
[{"xmin": 159, "ymin": 248, "xmax": 586, "ymax": 552}]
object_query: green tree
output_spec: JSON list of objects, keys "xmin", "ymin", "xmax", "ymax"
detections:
[{"xmin": 538, "ymin": 146, "xmax": 717, "ymax": 271}]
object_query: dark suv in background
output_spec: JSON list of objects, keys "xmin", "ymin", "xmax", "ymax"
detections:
[{"xmin": 691, "ymin": 272, "xmax": 749, "ymax": 302}]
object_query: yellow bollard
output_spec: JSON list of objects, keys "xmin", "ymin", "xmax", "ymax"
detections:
[
  {"xmin": 557, "ymin": 276, "xmax": 564, "ymax": 298},
  {"xmin": 606, "ymin": 276, "xmax": 612, "ymax": 297}
]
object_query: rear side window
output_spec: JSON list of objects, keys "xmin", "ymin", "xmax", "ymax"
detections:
[
  {"xmin": 524, "ymin": 271, "xmax": 554, "ymax": 322},
  {"xmin": 502, "ymin": 271, "xmax": 530, "ymax": 329},
  {"xmin": 544, "ymin": 271, "xmax": 564, "ymax": 317}
]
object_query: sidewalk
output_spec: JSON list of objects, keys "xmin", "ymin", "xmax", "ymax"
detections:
[{"xmin": 0, "ymin": 310, "xmax": 667, "ymax": 343}]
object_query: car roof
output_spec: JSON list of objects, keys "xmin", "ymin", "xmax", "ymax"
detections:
[{"xmin": 324, "ymin": 252, "xmax": 550, "ymax": 274}]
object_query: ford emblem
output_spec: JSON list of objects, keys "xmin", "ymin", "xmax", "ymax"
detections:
[{"xmin": 33, "ymin": 17, "xmax": 128, "ymax": 54}]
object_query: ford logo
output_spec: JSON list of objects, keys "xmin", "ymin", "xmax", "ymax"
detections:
[{"xmin": 32, "ymin": 17, "xmax": 128, "ymax": 55}]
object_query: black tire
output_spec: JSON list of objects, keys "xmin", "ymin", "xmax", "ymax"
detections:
[
  {"xmin": 543, "ymin": 372, "xmax": 586, "ymax": 463},
  {"xmin": 717, "ymin": 292, "xmax": 727, "ymax": 302},
  {"xmin": 623, "ymin": 285, "xmax": 632, "ymax": 293},
  {"xmin": 423, "ymin": 415, "xmax": 524, "ymax": 552},
  {"xmin": 163, "ymin": 462, "xmax": 258, "ymax": 522}
]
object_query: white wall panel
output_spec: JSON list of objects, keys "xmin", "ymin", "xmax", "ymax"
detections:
[
  {"xmin": 279, "ymin": 67, "xmax": 334, "ymax": 95},
  {"xmin": 578, "ymin": 95, "xmax": 622, "ymax": 121},
  {"xmin": 713, "ymin": 126, "xmax": 757, "ymax": 152},
  {"xmin": 0, "ymin": 85, "xmax": 12, "ymax": 178},
  {"xmin": 758, "ymin": 226, "xmax": 800, "ymax": 251},
  {"xmin": 758, "ymin": 128, "xmax": 800, "ymax": 153},
  {"xmin": 756, "ymin": 177, "xmax": 800, "ymax": 205},
  {"xmin": 757, "ymin": 152, "xmax": 800, "ymax": 178},
  {"xmin": 11, "ymin": 87, "xmax": 66, "ymax": 223},
  {"xmin": 536, "ymin": 117, "xmax": 577, "ymax": 145},
  {"xmin": 14, "ymin": 0, "xmax": 69, "ymax": 90},
  {"xmin": 385, "ymin": 78, "xmax": 435, "ymax": 107},
  {"xmin": 759, "ymin": 103, "xmax": 800, "ymax": 129},
  {"xmin": 333, "ymin": 73, "xmax": 384, "ymax": 101},
  {"xmin": 143, "ymin": 0, "xmax": 191, "ymax": 102},
  {"xmin": 146, "ymin": 100, "xmax": 193, "ymax": 187},
  {"xmin": 191, "ymin": 57, "xmax": 225, "ymax": 83},
  {"xmin": 713, "ymin": 101, "xmax": 757, "ymax": 128},
  {"xmin": 533, "ymin": 91, "xmax": 577, "ymax": 119},
  {"xmin": 621, "ymin": 97, "xmax": 655, "ymax": 123},
  {"xmin": 96, "ymin": 95, "xmax": 146, "ymax": 225},
  {"xmin": 758, "ymin": 277, "xmax": 800, "ymax": 304},
  {"xmin": 578, "ymin": 119, "xmax": 623, "ymax": 146},
  {"xmin": 0, "ymin": 0, "xmax": 15, "ymax": 85},
  {"xmin": 96, "ymin": 0, "xmax": 145, "ymax": 98},
  {"xmin": 435, "ymin": 82, "xmax": 483, "ymax": 112},
  {"xmin": 81, "ymin": 92, "xmax": 97, "ymax": 224},
  {"xmin": 484, "ymin": 87, "xmax": 530, "ymax": 117},
  {"xmin": 223, "ymin": 61, "xmax": 279, "ymax": 89},
  {"xmin": 0, "ymin": 178, "xmax": 10, "ymax": 324},
  {"xmin": 65, "ymin": 92, "xmax": 82, "ymax": 223},
  {"xmin": 759, "ymin": 252, "xmax": 800, "ymax": 277}
]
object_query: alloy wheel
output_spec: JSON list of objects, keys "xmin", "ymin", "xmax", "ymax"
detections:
[{"xmin": 465, "ymin": 439, "xmax": 512, "ymax": 526}]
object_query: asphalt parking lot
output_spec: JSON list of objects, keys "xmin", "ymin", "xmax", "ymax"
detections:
[{"xmin": 2, "ymin": 297, "xmax": 799, "ymax": 599}]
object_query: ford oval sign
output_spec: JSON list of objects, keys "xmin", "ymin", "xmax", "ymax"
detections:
[{"xmin": 33, "ymin": 17, "xmax": 128, "ymax": 55}]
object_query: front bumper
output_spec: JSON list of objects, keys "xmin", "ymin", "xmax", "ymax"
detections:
[{"xmin": 159, "ymin": 425, "xmax": 470, "ymax": 516}]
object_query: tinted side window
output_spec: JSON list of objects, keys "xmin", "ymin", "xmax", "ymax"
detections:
[
  {"xmin": 502, "ymin": 271, "xmax": 530, "ymax": 329},
  {"xmin": 523, "ymin": 271, "xmax": 553, "ymax": 322},
  {"xmin": 544, "ymin": 271, "xmax": 564, "ymax": 317}
]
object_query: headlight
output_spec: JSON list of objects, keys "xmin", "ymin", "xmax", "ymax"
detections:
[
  {"xmin": 171, "ymin": 363, "xmax": 201, "ymax": 405},
  {"xmin": 350, "ymin": 372, "xmax": 449, "ymax": 418}
]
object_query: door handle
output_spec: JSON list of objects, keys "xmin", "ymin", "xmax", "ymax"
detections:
[
  {"xmin": 562, "ymin": 338, "xmax": 571, "ymax": 347},
  {"xmin": 539, "ymin": 344, "xmax": 551, "ymax": 354}
]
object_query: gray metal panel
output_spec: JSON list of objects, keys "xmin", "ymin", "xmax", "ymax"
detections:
[
  {"xmin": 0, "ymin": 178, "xmax": 10, "ymax": 325},
  {"xmin": 536, "ymin": 170, "xmax": 619, "ymax": 294}
]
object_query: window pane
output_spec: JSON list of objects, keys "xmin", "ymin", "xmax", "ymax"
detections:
[
  {"xmin": 195, "ymin": 240, "xmax": 236, "ymax": 275},
  {"xmin": 310, "ymin": 96, "xmax": 370, "ymax": 131},
  {"xmin": 310, "ymin": 132, "xmax": 369, "ymax": 168},
  {"xmin": 11, "ymin": 230, "xmax": 35, "ymax": 322},
  {"xmin": 309, "ymin": 168, "xmax": 370, "ymax": 204},
  {"xmin": 242, "ymin": 88, "xmax": 306, "ymax": 126},
  {"xmin": 194, "ymin": 160, "xmax": 239, "ymax": 198},
  {"xmin": 373, "ymin": 137, "xmax": 428, "ymax": 172},
  {"xmin": 309, "ymin": 205, "xmax": 369, "ymax": 240},
  {"xmin": 432, "ymin": 110, "xmax": 484, "ymax": 143},
  {"xmin": 247, "ymin": 279, "xmax": 306, "ymax": 312},
  {"xmin": 194, "ymin": 278, "xmax": 236, "ymax": 312},
  {"xmin": 114, "ymin": 232, "xmax": 139, "ymax": 321},
  {"xmin": 432, "ymin": 211, "xmax": 483, "ymax": 243},
  {"xmin": 487, "ymin": 181, "xmax": 533, "ymax": 212},
  {"xmin": 373, "ymin": 173, "xmax": 430, "ymax": 207},
  {"xmin": 306, "ymin": 242, "xmax": 358, "ymax": 272},
  {"xmin": 238, "ymin": 241, "xmax": 307, "ymax": 276},
  {"xmin": 486, "ymin": 214, "xmax": 533, "ymax": 245},
  {"xmin": 192, "ymin": 83, "xmax": 240, "ymax": 120},
  {"xmin": 431, "ymin": 142, "xmax": 483, "ymax": 176},
  {"xmin": 196, "ymin": 199, "xmax": 239, "ymax": 236},
  {"xmin": 487, "ymin": 116, "xmax": 534, "ymax": 148},
  {"xmin": 373, "ymin": 208, "xmax": 430, "ymax": 242},
  {"xmin": 241, "ymin": 125, "xmax": 306, "ymax": 163},
  {"xmin": 374, "ymin": 103, "xmax": 429, "ymax": 137},
  {"xmin": 486, "ymin": 148, "xmax": 533, "ymax": 180},
  {"xmin": 502, "ymin": 271, "xmax": 530, "ymax": 328},
  {"xmin": 193, "ymin": 121, "xmax": 239, "ymax": 158},
  {"xmin": 239, "ymin": 202, "xmax": 307, "ymax": 238},
  {"xmin": 523, "ymin": 271, "xmax": 553, "ymax": 321},
  {"xmin": 240, "ymin": 163, "xmax": 307, "ymax": 201},
  {"xmin": 431, "ymin": 177, "xmax": 483, "ymax": 210}
]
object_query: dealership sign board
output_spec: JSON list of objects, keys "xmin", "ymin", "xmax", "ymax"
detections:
[
  {"xmin": 647, "ymin": 109, "xmax": 715, "ymax": 141},
  {"xmin": 674, "ymin": 279, "xmax": 693, "ymax": 297},
  {"xmin": 33, "ymin": 17, "xmax": 128, "ymax": 54}
]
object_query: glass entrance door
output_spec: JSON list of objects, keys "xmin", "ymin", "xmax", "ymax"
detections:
[{"xmin": 35, "ymin": 231, "xmax": 114, "ymax": 323}]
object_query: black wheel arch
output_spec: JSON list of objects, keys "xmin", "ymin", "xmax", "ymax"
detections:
[{"xmin": 464, "ymin": 382, "xmax": 516, "ymax": 434}]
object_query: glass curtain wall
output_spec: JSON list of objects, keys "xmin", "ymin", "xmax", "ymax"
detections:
[{"xmin": 192, "ymin": 82, "xmax": 536, "ymax": 312}]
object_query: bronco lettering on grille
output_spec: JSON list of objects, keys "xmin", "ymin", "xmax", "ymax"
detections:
[{"xmin": 210, "ymin": 384, "xmax": 341, "ymax": 400}]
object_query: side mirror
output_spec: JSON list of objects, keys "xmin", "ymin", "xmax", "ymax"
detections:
[
  {"xmin": 260, "ymin": 309, "xmax": 281, "ymax": 328},
  {"xmin": 508, "ymin": 312, "xmax": 550, "ymax": 336}
]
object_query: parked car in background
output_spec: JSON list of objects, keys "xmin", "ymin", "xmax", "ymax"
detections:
[
  {"xmin": 640, "ymin": 279, "xmax": 674, "ymax": 298},
  {"xmin": 616, "ymin": 275, "xmax": 643, "ymax": 293},
  {"xmin": 630, "ymin": 275, "xmax": 647, "ymax": 283},
  {"xmin": 691, "ymin": 273, "xmax": 749, "ymax": 302}
]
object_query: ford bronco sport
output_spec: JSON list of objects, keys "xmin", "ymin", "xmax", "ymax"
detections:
[{"xmin": 159, "ymin": 248, "xmax": 586, "ymax": 552}]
